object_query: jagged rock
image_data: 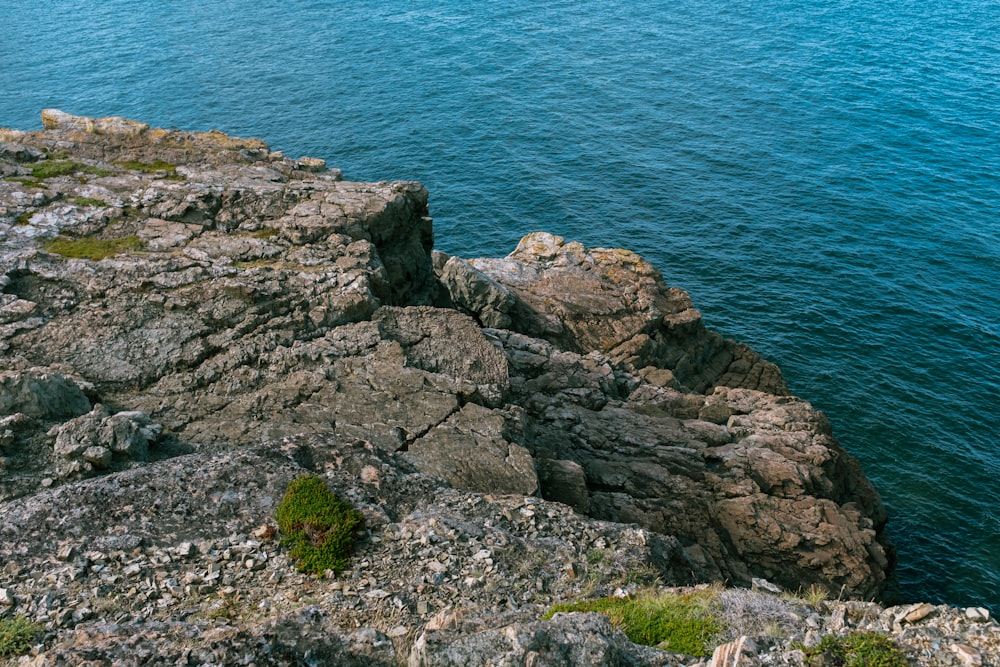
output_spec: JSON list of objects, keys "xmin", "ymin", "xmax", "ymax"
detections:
[
  {"xmin": 0, "ymin": 369, "xmax": 91, "ymax": 420},
  {"xmin": 471, "ymin": 232, "xmax": 787, "ymax": 395},
  {"xmin": 51, "ymin": 405, "xmax": 160, "ymax": 477},
  {"xmin": 0, "ymin": 112, "xmax": 918, "ymax": 664},
  {"xmin": 41, "ymin": 108, "xmax": 150, "ymax": 136},
  {"xmin": 434, "ymin": 251, "xmax": 517, "ymax": 329}
]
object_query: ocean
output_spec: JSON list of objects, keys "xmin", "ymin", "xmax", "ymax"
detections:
[{"xmin": 2, "ymin": 0, "xmax": 998, "ymax": 609}]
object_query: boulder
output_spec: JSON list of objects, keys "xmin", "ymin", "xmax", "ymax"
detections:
[
  {"xmin": 51, "ymin": 405, "xmax": 160, "ymax": 478},
  {"xmin": 0, "ymin": 370, "xmax": 91, "ymax": 420}
]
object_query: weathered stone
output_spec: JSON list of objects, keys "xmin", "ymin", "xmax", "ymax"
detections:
[
  {"xmin": 965, "ymin": 607, "xmax": 990, "ymax": 622},
  {"xmin": 471, "ymin": 232, "xmax": 787, "ymax": 395},
  {"xmin": 42, "ymin": 108, "xmax": 150, "ymax": 136},
  {"xmin": 0, "ymin": 370, "xmax": 91, "ymax": 420},
  {"xmin": 951, "ymin": 643, "xmax": 983, "ymax": 667},
  {"xmin": 404, "ymin": 403, "xmax": 537, "ymax": 496},
  {"xmin": 896, "ymin": 602, "xmax": 937, "ymax": 625},
  {"xmin": 409, "ymin": 613, "xmax": 674, "ymax": 667},
  {"xmin": 435, "ymin": 253, "xmax": 517, "ymax": 329}
]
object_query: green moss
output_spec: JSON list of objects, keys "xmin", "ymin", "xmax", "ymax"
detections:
[
  {"xmin": 43, "ymin": 235, "xmax": 144, "ymax": 260},
  {"xmin": 0, "ymin": 615, "xmax": 41, "ymax": 658},
  {"xmin": 276, "ymin": 475, "xmax": 364, "ymax": 576},
  {"xmin": 30, "ymin": 160, "xmax": 113, "ymax": 179},
  {"xmin": 72, "ymin": 197, "xmax": 109, "ymax": 207},
  {"xmin": 250, "ymin": 227, "xmax": 279, "ymax": 239},
  {"xmin": 117, "ymin": 159, "xmax": 184, "ymax": 180},
  {"xmin": 14, "ymin": 211, "xmax": 33, "ymax": 226},
  {"xmin": 544, "ymin": 589, "xmax": 722, "ymax": 657},
  {"xmin": 4, "ymin": 176, "xmax": 46, "ymax": 188},
  {"xmin": 800, "ymin": 632, "xmax": 909, "ymax": 667}
]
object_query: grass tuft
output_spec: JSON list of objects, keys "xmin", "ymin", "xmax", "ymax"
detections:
[
  {"xmin": 276, "ymin": 475, "xmax": 364, "ymax": 576},
  {"xmin": 544, "ymin": 588, "xmax": 722, "ymax": 657},
  {"xmin": 0, "ymin": 615, "xmax": 41, "ymax": 658},
  {"xmin": 43, "ymin": 235, "xmax": 144, "ymax": 260},
  {"xmin": 799, "ymin": 632, "xmax": 909, "ymax": 667},
  {"xmin": 783, "ymin": 583, "xmax": 829, "ymax": 608}
]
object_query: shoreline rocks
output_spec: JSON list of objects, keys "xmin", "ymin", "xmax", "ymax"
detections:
[{"xmin": 0, "ymin": 111, "xmax": 985, "ymax": 665}]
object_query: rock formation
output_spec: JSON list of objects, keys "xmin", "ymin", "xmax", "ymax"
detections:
[{"xmin": 0, "ymin": 111, "xmax": 970, "ymax": 665}]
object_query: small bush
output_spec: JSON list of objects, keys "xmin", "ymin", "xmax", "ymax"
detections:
[
  {"xmin": 43, "ymin": 235, "xmax": 144, "ymax": 260},
  {"xmin": 801, "ymin": 632, "xmax": 908, "ymax": 667},
  {"xmin": 544, "ymin": 588, "xmax": 722, "ymax": 657},
  {"xmin": 276, "ymin": 475, "xmax": 364, "ymax": 576},
  {"xmin": 0, "ymin": 615, "xmax": 41, "ymax": 658},
  {"xmin": 30, "ymin": 160, "xmax": 112, "ymax": 179}
]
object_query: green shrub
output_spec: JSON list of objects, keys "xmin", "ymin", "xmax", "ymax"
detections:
[
  {"xmin": 0, "ymin": 615, "xmax": 41, "ymax": 658},
  {"xmin": 276, "ymin": 475, "xmax": 364, "ymax": 576},
  {"xmin": 43, "ymin": 235, "xmax": 144, "ymax": 260},
  {"xmin": 30, "ymin": 160, "xmax": 112, "ymax": 179},
  {"xmin": 544, "ymin": 588, "xmax": 722, "ymax": 657},
  {"xmin": 800, "ymin": 632, "xmax": 908, "ymax": 667}
]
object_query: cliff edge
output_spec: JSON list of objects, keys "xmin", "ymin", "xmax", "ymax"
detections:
[{"xmin": 1, "ymin": 112, "xmax": 982, "ymax": 666}]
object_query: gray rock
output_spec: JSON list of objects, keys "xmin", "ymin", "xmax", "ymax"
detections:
[
  {"xmin": 436, "ymin": 254, "xmax": 517, "ymax": 329},
  {"xmin": 0, "ymin": 370, "xmax": 91, "ymax": 420},
  {"xmin": 51, "ymin": 405, "xmax": 159, "ymax": 477},
  {"xmin": 404, "ymin": 403, "xmax": 538, "ymax": 496},
  {"xmin": 409, "ymin": 612, "xmax": 675, "ymax": 667}
]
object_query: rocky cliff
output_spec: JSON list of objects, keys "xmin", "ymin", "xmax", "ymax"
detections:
[{"xmin": 0, "ymin": 112, "xmax": 991, "ymax": 666}]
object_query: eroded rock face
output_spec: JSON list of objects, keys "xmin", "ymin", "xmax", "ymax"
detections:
[
  {"xmin": 465, "ymin": 232, "xmax": 787, "ymax": 395},
  {"xmin": 0, "ymin": 111, "xmax": 898, "ymax": 663}
]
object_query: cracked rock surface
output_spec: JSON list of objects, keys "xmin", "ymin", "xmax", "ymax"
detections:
[{"xmin": 1, "ymin": 111, "xmax": 980, "ymax": 666}]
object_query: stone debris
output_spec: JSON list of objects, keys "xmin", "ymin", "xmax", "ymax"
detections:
[{"xmin": 0, "ymin": 111, "xmax": 993, "ymax": 665}]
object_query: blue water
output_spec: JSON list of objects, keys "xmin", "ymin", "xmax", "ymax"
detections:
[{"xmin": 3, "ymin": 0, "xmax": 999, "ymax": 609}]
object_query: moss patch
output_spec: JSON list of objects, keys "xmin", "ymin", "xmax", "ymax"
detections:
[
  {"xmin": 544, "ymin": 588, "xmax": 722, "ymax": 657},
  {"xmin": 43, "ymin": 235, "xmax": 144, "ymax": 260},
  {"xmin": 4, "ymin": 176, "xmax": 46, "ymax": 188},
  {"xmin": 14, "ymin": 212, "xmax": 33, "ymax": 226},
  {"xmin": 250, "ymin": 227, "xmax": 279, "ymax": 239},
  {"xmin": 0, "ymin": 615, "xmax": 41, "ymax": 658},
  {"xmin": 72, "ymin": 197, "xmax": 109, "ymax": 207},
  {"xmin": 800, "ymin": 632, "xmax": 909, "ymax": 667},
  {"xmin": 276, "ymin": 475, "xmax": 364, "ymax": 576},
  {"xmin": 30, "ymin": 160, "xmax": 113, "ymax": 179},
  {"xmin": 117, "ymin": 159, "xmax": 184, "ymax": 180}
]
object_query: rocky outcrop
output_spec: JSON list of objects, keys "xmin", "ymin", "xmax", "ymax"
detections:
[{"xmin": 0, "ymin": 111, "xmax": 918, "ymax": 664}]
